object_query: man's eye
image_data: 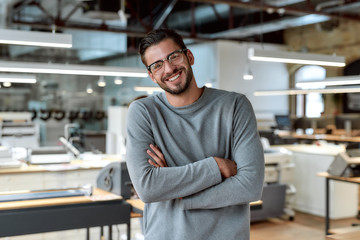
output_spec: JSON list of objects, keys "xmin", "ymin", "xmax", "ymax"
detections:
[
  {"xmin": 152, "ymin": 62, "xmax": 163, "ymax": 70},
  {"xmin": 169, "ymin": 53, "xmax": 180, "ymax": 61}
]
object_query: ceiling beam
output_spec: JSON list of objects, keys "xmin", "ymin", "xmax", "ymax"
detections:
[
  {"xmin": 181, "ymin": 0, "xmax": 360, "ymax": 21},
  {"xmin": 154, "ymin": 0, "xmax": 178, "ymax": 29}
]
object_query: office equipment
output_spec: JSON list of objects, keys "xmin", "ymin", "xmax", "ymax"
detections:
[
  {"xmin": 275, "ymin": 115, "xmax": 292, "ymax": 130},
  {"xmin": 59, "ymin": 137, "xmax": 81, "ymax": 157},
  {"xmin": 97, "ymin": 161, "xmax": 132, "ymax": 199},
  {"xmin": 327, "ymin": 152, "xmax": 360, "ymax": 177},
  {"xmin": 0, "ymin": 185, "xmax": 92, "ymax": 202},
  {"xmin": 0, "ymin": 146, "xmax": 21, "ymax": 169},
  {"xmin": 0, "ymin": 188, "xmax": 131, "ymax": 239},
  {"xmin": 0, "ymin": 122, "xmax": 39, "ymax": 148},
  {"xmin": 335, "ymin": 114, "xmax": 360, "ymax": 130},
  {"xmin": 29, "ymin": 146, "xmax": 72, "ymax": 165},
  {"xmin": 255, "ymin": 140, "xmax": 296, "ymax": 221}
]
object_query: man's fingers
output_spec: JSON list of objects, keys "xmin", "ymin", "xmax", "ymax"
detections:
[
  {"xmin": 148, "ymin": 144, "xmax": 168, "ymax": 167},
  {"xmin": 147, "ymin": 148, "xmax": 167, "ymax": 167},
  {"xmin": 148, "ymin": 159, "xmax": 158, "ymax": 167}
]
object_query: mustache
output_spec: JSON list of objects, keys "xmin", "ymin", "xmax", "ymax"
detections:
[{"xmin": 162, "ymin": 67, "xmax": 185, "ymax": 81}]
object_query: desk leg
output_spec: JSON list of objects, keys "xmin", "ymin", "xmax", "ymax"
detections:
[
  {"xmin": 127, "ymin": 222, "xmax": 131, "ymax": 240},
  {"xmin": 325, "ymin": 178, "xmax": 330, "ymax": 235},
  {"xmin": 108, "ymin": 225, "xmax": 112, "ymax": 240},
  {"xmin": 86, "ymin": 228, "xmax": 90, "ymax": 240},
  {"xmin": 100, "ymin": 226, "xmax": 104, "ymax": 240}
]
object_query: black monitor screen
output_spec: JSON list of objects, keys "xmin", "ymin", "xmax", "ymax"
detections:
[
  {"xmin": 335, "ymin": 114, "xmax": 360, "ymax": 129},
  {"xmin": 275, "ymin": 115, "xmax": 292, "ymax": 130}
]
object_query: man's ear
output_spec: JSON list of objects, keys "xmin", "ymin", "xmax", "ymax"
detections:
[{"xmin": 186, "ymin": 49, "xmax": 195, "ymax": 66}]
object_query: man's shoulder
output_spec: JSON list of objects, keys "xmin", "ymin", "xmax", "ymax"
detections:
[
  {"xmin": 128, "ymin": 93, "xmax": 166, "ymax": 114},
  {"xmin": 207, "ymin": 87, "xmax": 246, "ymax": 101}
]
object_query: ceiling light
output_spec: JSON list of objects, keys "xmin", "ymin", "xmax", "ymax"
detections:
[
  {"xmin": 0, "ymin": 29, "xmax": 72, "ymax": 48},
  {"xmin": 296, "ymin": 75, "xmax": 360, "ymax": 88},
  {"xmin": 3, "ymin": 82, "xmax": 11, "ymax": 87},
  {"xmin": 0, "ymin": 74, "xmax": 36, "ymax": 83},
  {"xmin": 97, "ymin": 76, "xmax": 106, "ymax": 87},
  {"xmin": 254, "ymin": 87, "xmax": 360, "ymax": 96},
  {"xmin": 114, "ymin": 77, "xmax": 123, "ymax": 85},
  {"xmin": 248, "ymin": 48, "xmax": 345, "ymax": 67},
  {"xmin": 0, "ymin": 61, "xmax": 148, "ymax": 78},
  {"xmin": 243, "ymin": 64, "xmax": 253, "ymax": 80},
  {"xmin": 134, "ymin": 86, "xmax": 163, "ymax": 94},
  {"xmin": 86, "ymin": 84, "xmax": 93, "ymax": 94}
]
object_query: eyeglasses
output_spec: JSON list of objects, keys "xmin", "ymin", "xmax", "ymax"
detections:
[{"xmin": 147, "ymin": 49, "xmax": 188, "ymax": 74}]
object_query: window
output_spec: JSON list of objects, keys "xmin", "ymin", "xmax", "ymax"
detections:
[{"xmin": 295, "ymin": 65, "xmax": 326, "ymax": 118}]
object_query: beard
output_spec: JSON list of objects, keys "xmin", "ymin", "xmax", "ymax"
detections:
[{"xmin": 156, "ymin": 66, "xmax": 193, "ymax": 95}]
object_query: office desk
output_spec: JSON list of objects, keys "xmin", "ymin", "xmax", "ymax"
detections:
[
  {"xmin": 317, "ymin": 172, "xmax": 360, "ymax": 235},
  {"xmin": 326, "ymin": 231, "xmax": 360, "ymax": 239},
  {"xmin": 0, "ymin": 188, "xmax": 131, "ymax": 240},
  {"xmin": 280, "ymin": 133, "xmax": 360, "ymax": 143}
]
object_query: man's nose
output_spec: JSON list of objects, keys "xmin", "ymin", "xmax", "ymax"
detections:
[{"xmin": 163, "ymin": 59, "xmax": 176, "ymax": 72}]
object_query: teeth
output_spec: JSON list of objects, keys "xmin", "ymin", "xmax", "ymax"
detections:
[{"xmin": 168, "ymin": 73, "xmax": 180, "ymax": 82}]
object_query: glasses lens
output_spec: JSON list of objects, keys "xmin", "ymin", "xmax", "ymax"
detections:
[
  {"xmin": 150, "ymin": 61, "xmax": 163, "ymax": 73},
  {"xmin": 149, "ymin": 50, "xmax": 186, "ymax": 74},
  {"xmin": 168, "ymin": 52, "xmax": 183, "ymax": 65}
]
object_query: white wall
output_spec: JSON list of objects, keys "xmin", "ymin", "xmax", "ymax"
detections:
[
  {"xmin": 216, "ymin": 41, "xmax": 289, "ymax": 115},
  {"xmin": 190, "ymin": 40, "xmax": 290, "ymax": 125}
]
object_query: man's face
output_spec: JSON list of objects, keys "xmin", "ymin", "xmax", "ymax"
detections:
[{"xmin": 144, "ymin": 39, "xmax": 195, "ymax": 95}]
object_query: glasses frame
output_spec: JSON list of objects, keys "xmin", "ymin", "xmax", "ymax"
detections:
[{"xmin": 147, "ymin": 48, "xmax": 188, "ymax": 73}]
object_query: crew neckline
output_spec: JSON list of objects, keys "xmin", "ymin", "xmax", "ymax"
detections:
[{"xmin": 159, "ymin": 86, "xmax": 210, "ymax": 113}]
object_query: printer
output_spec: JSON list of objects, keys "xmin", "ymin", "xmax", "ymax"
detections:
[
  {"xmin": 251, "ymin": 138, "xmax": 296, "ymax": 221},
  {"xmin": 0, "ymin": 146, "xmax": 21, "ymax": 169},
  {"xmin": 328, "ymin": 150, "xmax": 360, "ymax": 177}
]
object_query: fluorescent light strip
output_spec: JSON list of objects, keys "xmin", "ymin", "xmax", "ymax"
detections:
[
  {"xmin": 0, "ymin": 61, "xmax": 148, "ymax": 78},
  {"xmin": 296, "ymin": 75, "xmax": 360, "ymax": 88},
  {"xmin": 254, "ymin": 87, "xmax": 360, "ymax": 96},
  {"xmin": 134, "ymin": 86, "xmax": 163, "ymax": 92},
  {"xmin": 0, "ymin": 29, "xmax": 72, "ymax": 48},
  {"xmin": 248, "ymin": 48, "xmax": 345, "ymax": 67},
  {"xmin": 0, "ymin": 74, "xmax": 36, "ymax": 83}
]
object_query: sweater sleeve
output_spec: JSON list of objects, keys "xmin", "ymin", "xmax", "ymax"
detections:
[
  {"xmin": 125, "ymin": 101, "xmax": 222, "ymax": 203},
  {"xmin": 181, "ymin": 96, "xmax": 265, "ymax": 210}
]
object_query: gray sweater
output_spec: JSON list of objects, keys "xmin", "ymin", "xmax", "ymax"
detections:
[{"xmin": 126, "ymin": 87, "xmax": 264, "ymax": 240}]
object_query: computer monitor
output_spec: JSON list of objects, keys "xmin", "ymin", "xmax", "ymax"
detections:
[
  {"xmin": 335, "ymin": 114, "xmax": 360, "ymax": 129},
  {"xmin": 275, "ymin": 115, "xmax": 292, "ymax": 130}
]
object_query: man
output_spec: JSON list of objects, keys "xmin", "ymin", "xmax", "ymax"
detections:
[{"xmin": 126, "ymin": 28, "xmax": 264, "ymax": 240}]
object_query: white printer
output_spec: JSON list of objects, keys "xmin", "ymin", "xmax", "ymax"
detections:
[
  {"xmin": 251, "ymin": 138, "xmax": 296, "ymax": 221},
  {"xmin": 0, "ymin": 146, "xmax": 21, "ymax": 169}
]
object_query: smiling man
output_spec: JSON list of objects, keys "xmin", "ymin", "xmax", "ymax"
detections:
[{"xmin": 125, "ymin": 28, "xmax": 264, "ymax": 240}]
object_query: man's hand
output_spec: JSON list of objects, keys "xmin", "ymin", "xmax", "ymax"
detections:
[
  {"xmin": 147, "ymin": 144, "xmax": 168, "ymax": 167},
  {"xmin": 213, "ymin": 157, "xmax": 237, "ymax": 179}
]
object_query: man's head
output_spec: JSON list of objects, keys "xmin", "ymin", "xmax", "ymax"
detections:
[
  {"xmin": 139, "ymin": 29, "xmax": 186, "ymax": 66},
  {"xmin": 138, "ymin": 29, "xmax": 195, "ymax": 95}
]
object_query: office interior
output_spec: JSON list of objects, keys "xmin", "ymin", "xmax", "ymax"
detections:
[{"xmin": 1, "ymin": 0, "xmax": 360, "ymax": 239}]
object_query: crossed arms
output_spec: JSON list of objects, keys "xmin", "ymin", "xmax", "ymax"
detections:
[{"xmin": 147, "ymin": 144, "xmax": 237, "ymax": 179}]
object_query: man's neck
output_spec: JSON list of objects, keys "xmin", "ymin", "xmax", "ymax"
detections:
[{"xmin": 166, "ymin": 86, "xmax": 204, "ymax": 107}]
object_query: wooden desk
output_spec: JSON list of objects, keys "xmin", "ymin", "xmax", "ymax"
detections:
[
  {"xmin": 285, "ymin": 133, "xmax": 360, "ymax": 143},
  {"xmin": 317, "ymin": 172, "xmax": 360, "ymax": 235},
  {"xmin": 0, "ymin": 188, "xmax": 131, "ymax": 239},
  {"xmin": 326, "ymin": 231, "xmax": 360, "ymax": 240}
]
